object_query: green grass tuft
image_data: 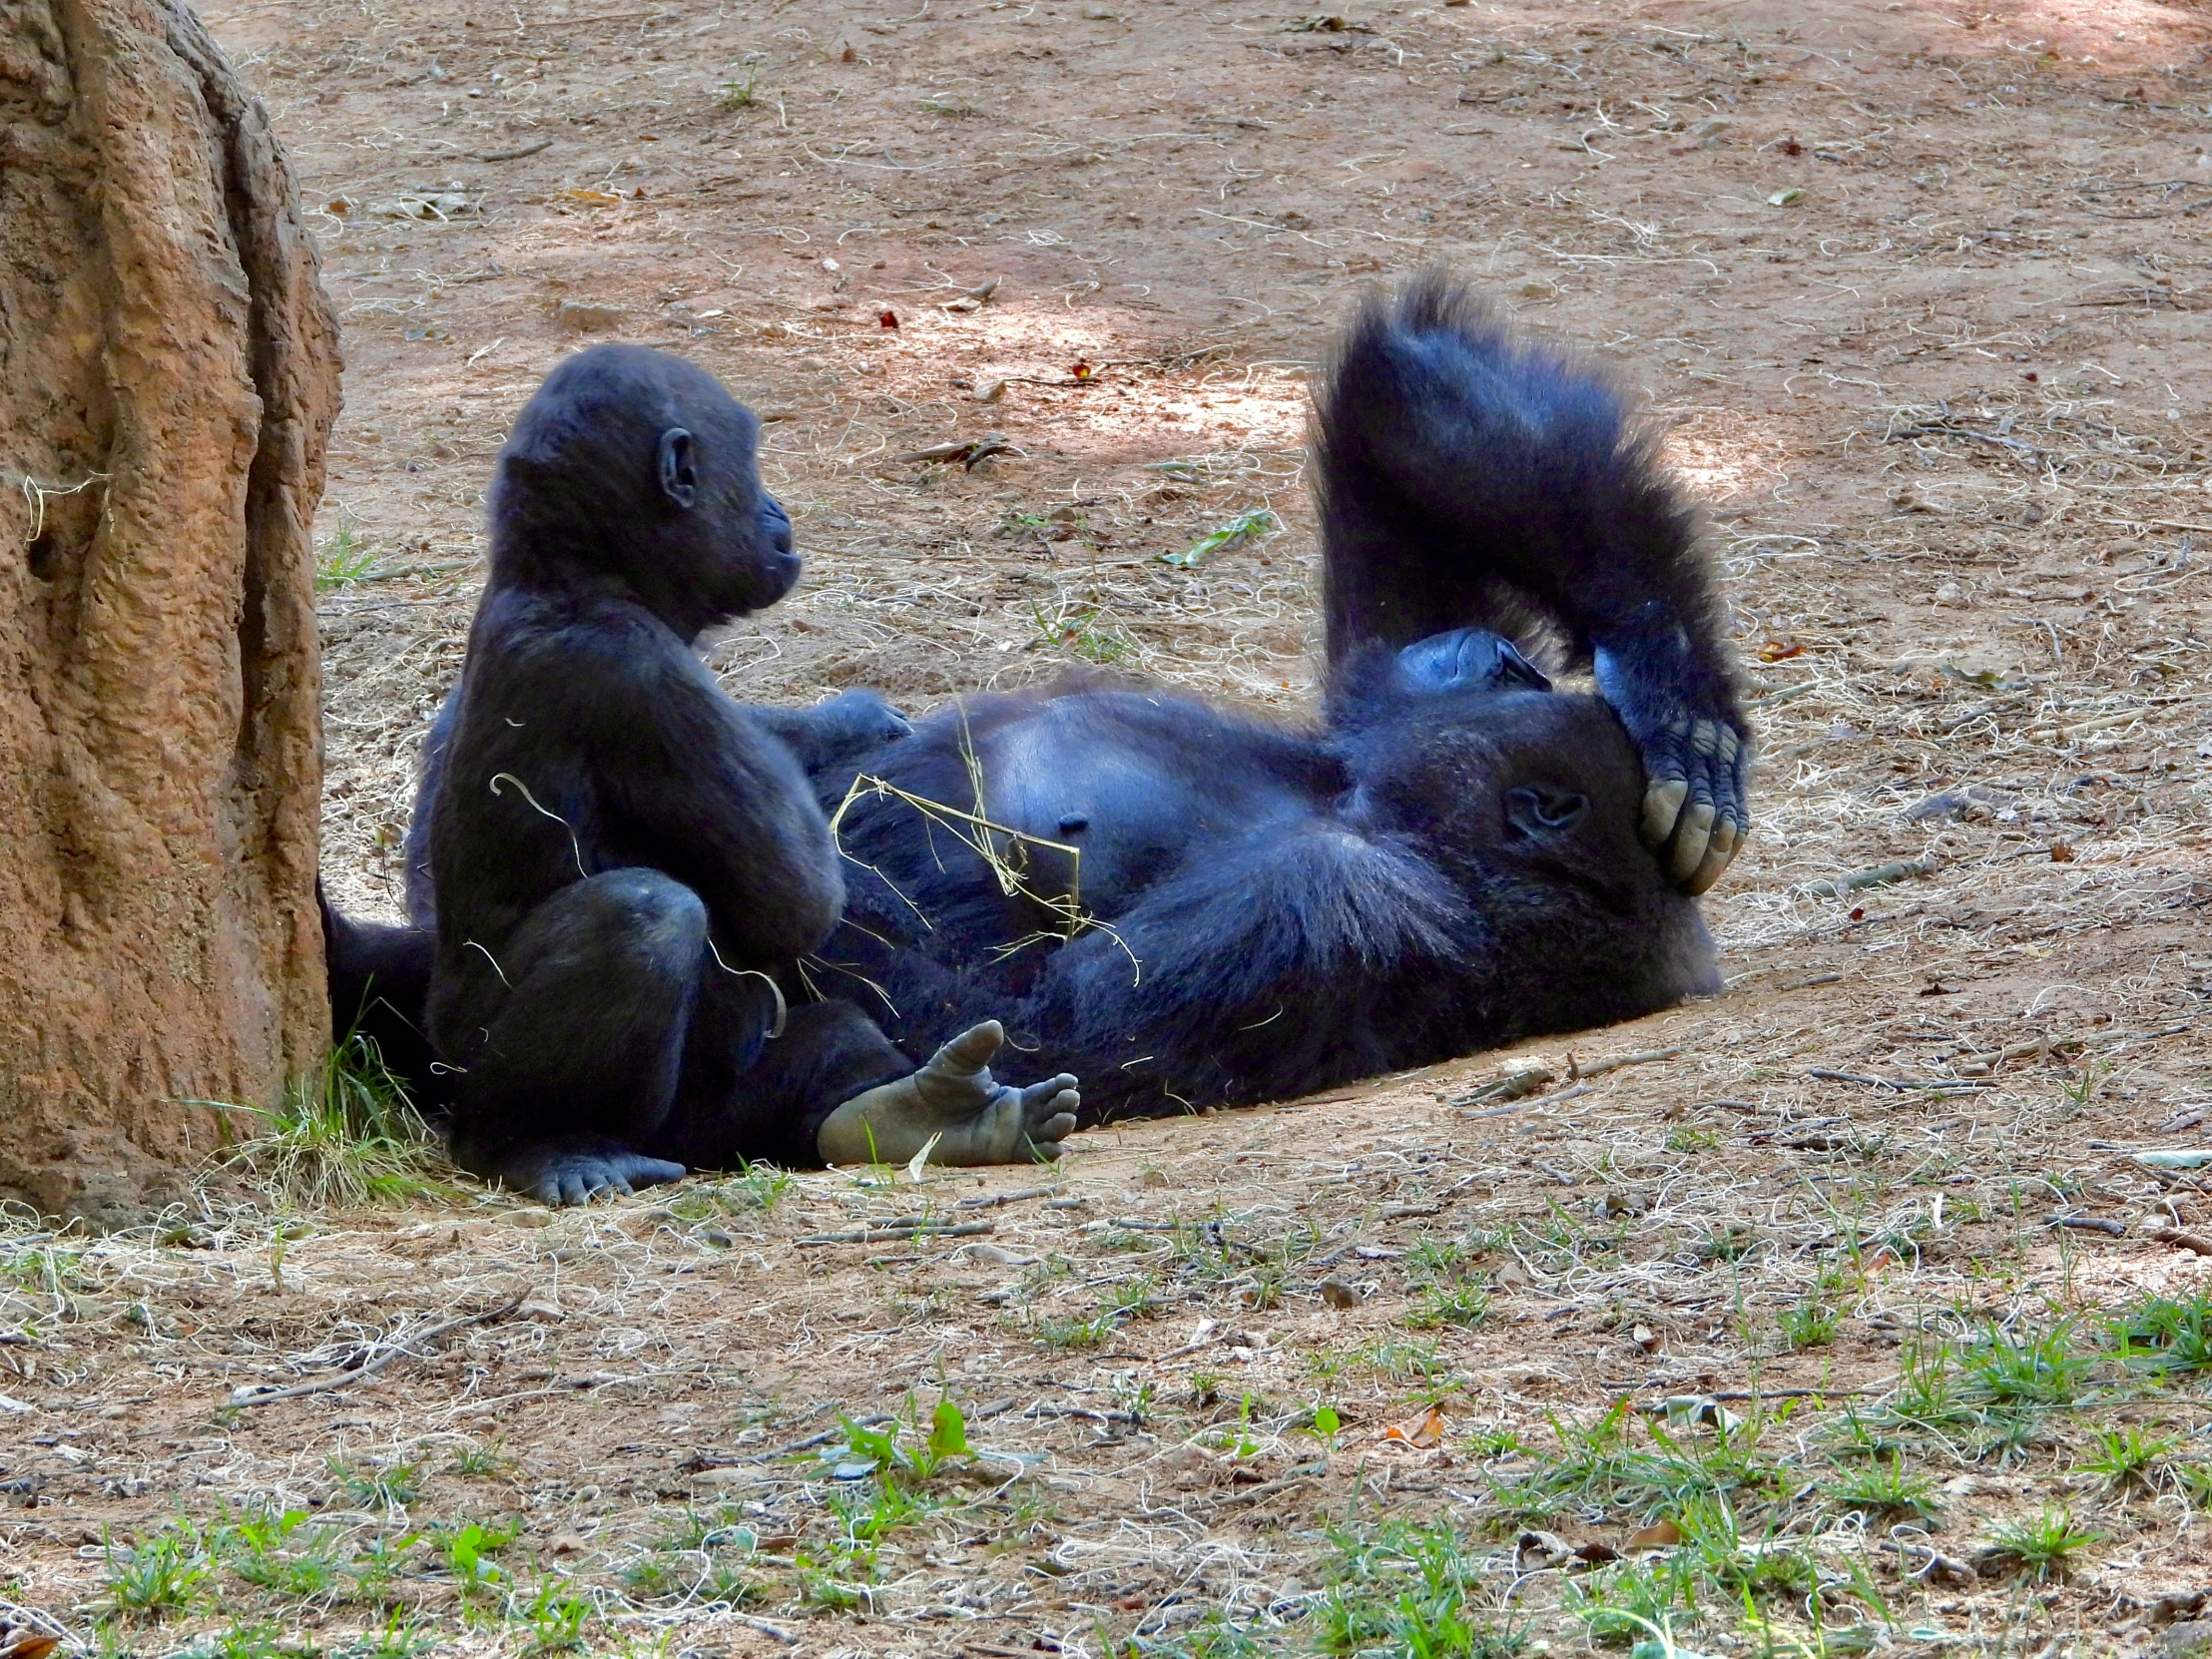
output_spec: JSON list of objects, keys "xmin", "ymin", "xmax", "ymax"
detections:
[{"xmin": 216, "ymin": 1029, "xmax": 447, "ymax": 1207}]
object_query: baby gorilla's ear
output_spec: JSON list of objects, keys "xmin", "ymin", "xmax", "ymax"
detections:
[{"xmin": 657, "ymin": 427, "xmax": 698, "ymax": 508}]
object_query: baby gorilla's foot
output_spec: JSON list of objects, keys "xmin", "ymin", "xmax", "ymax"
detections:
[
  {"xmin": 817, "ymin": 1021, "xmax": 1079, "ymax": 1167},
  {"xmin": 461, "ymin": 1135, "xmax": 688, "ymax": 1208}
]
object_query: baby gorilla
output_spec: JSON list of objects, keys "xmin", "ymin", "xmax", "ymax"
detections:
[{"xmin": 416, "ymin": 345, "xmax": 1075, "ymax": 1203}]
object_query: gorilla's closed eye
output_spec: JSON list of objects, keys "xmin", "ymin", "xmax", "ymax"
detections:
[
  {"xmin": 1505, "ymin": 785, "xmax": 1589, "ymax": 835},
  {"xmin": 658, "ymin": 427, "xmax": 698, "ymax": 509}
]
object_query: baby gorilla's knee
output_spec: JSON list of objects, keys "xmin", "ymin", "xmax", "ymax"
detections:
[{"xmin": 589, "ymin": 868, "xmax": 710, "ymax": 961}]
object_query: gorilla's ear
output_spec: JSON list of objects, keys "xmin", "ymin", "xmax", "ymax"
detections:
[
  {"xmin": 658, "ymin": 427, "xmax": 699, "ymax": 509},
  {"xmin": 1505, "ymin": 785, "xmax": 1589, "ymax": 836}
]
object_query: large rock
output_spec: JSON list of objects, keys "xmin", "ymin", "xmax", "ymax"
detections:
[{"xmin": 0, "ymin": 0, "xmax": 338, "ymax": 1220}]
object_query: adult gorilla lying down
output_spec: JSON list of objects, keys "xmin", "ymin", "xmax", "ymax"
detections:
[
  {"xmin": 808, "ymin": 273, "xmax": 1748, "ymax": 1124},
  {"xmin": 328, "ymin": 272, "xmax": 1751, "ymax": 1195}
]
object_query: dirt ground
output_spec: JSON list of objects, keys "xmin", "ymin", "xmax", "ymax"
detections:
[{"xmin": 7, "ymin": 0, "xmax": 2212, "ymax": 1652}]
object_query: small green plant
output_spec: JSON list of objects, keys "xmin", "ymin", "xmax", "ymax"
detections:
[
  {"xmin": 220, "ymin": 1505, "xmax": 344, "ymax": 1596},
  {"xmin": 1317, "ymin": 1518, "xmax": 1525, "ymax": 1658},
  {"xmin": 2080, "ymin": 1424, "xmax": 2179, "ymax": 1491},
  {"xmin": 1979, "ymin": 1505, "xmax": 2104, "ymax": 1582},
  {"xmin": 1406, "ymin": 1282, "xmax": 1489, "ymax": 1330},
  {"xmin": 1031, "ymin": 599, "xmax": 1135, "ymax": 667},
  {"xmin": 517, "ymin": 1574, "xmax": 595, "ymax": 1653},
  {"xmin": 667, "ymin": 1163, "xmax": 791, "ymax": 1222},
  {"xmin": 718, "ymin": 60, "xmax": 763, "ymax": 110},
  {"xmin": 315, "ymin": 522, "xmax": 380, "ymax": 591},
  {"xmin": 346, "ymin": 1531, "xmax": 422, "ymax": 1606},
  {"xmin": 1963, "ymin": 1318, "xmax": 2094, "ymax": 1409},
  {"xmin": 218, "ymin": 1029, "xmax": 445, "ymax": 1206},
  {"xmin": 2113, "ymin": 1289, "xmax": 2212, "ymax": 1374},
  {"xmin": 1028, "ymin": 1311, "xmax": 1114, "ymax": 1349},
  {"xmin": 337, "ymin": 1610, "xmax": 435, "ymax": 1656},
  {"xmin": 1157, "ymin": 507, "xmax": 1278, "ymax": 569},
  {"xmin": 1302, "ymin": 1402, "xmax": 1344, "ymax": 1450},
  {"xmin": 1100, "ymin": 1275, "xmax": 1161, "ymax": 1321},
  {"xmin": 448, "ymin": 1438, "xmax": 514, "ymax": 1477},
  {"xmin": 1821, "ymin": 1453, "xmax": 1937, "ymax": 1520},
  {"xmin": 1778, "ymin": 1295, "xmax": 1842, "ymax": 1350},
  {"xmin": 329, "ymin": 1455, "xmax": 423, "ymax": 1511},
  {"xmin": 433, "ymin": 1518, "xmax": 516, "ymax": 1597},
  {"xmin": 103, "ymin": 1520, "xmax": 213, "ymax": 1617},
  {"xmin": 827, "ymin": 1396, "xmax": 973, "ymax": 1485}
]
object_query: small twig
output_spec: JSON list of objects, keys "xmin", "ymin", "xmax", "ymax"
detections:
[
  {"xmin": 1570, "ymin": 1046, "xmax": 1682, "ymax": 1081},
  {"xmin": 795, "ymin": 1221, "xmax": 994, "ymax": 1246},
  {"xmin": 1807, "ymin": 1069, "xmax": 1986, "ymax": 1093},
  {"xmin": 2152, "ymin": 1226, "xmax": 2212, "ymax": 1257},
  {"xmin": 2049, "ymin": 1214, "xmax": 2127, "ymax": 1237},
  {"xmin": 958, "ymin": 1186, "xmax": 1056, "ymax": 1210},
  {"xmin": 1203, "ymin": 1458, "xmax": 1328, "ymax": 1507},
  {"xmin": 477, "ymin": 139, "xmax": 553, "ymax": 161},
  {"xmin": 228, "ymin": 1293, "xmax": 523, "ymax": 1406}
]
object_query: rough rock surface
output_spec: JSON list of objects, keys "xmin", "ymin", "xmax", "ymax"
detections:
[{"xmin": 0, "ymin": 0, "xmax": 337, "ymax": 1220}]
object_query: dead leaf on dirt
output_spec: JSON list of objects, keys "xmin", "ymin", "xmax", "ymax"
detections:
[
  {"xmin": 1382, "ymin": 1406, "xmax": 1446, "ymax": 1447},
  {"xmin": 555, "ymin": 188, "xmax": 622, "ymax": 205},
  {"xmin": 1514, "ymin": 1528, "xmax": 1576, "ymax": 1570},
  {"xmin": 1624, "ymin": 1518, "xmax": 1684, "ymax": 1550}
]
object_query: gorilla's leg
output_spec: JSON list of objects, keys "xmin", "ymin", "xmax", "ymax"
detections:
[
  {"xmin": 319, "ymin": 882, "xmax": 447, "ymax": 1109},
  {"xmin": 431, "ymin": 868, "xmax": 702, "ymax": 1205},
  {"xmin": 1312, "ymin": 272, "xmax": 1751, "ymax": 893},
  {"xmin": 817, "ymin": 1021, "xmax": 1078, "ymax": 1166}
]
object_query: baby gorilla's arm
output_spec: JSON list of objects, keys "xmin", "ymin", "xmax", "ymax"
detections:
[{"xmin": 817, "ymin": 1021, "xmax": 1079, "ymax": 1166}]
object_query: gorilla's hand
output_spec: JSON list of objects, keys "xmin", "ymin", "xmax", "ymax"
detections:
[
  {"xmin": 818, "ymin": 1021, "xmax": 1079, "ymax": 1166},
  {"xmin": 466, "ymin": 1135, "xmax": 688, "ymax": 1207},
  {"xmin": 1632, "ymin": 713, "xmax": 1751, "ymax": 895},
  {"xmin": 1594, "ymin": 642, "xmax": 1752, "ymax": 896},
  {"xmin": 765, "ymin": 689, "xmax": 913, "ymax": 777}
]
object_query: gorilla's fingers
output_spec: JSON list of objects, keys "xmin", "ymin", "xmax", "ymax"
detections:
[
  {"xmin": 1683, "ymin": 816, "xmax": 1740, "ymax": 896},
  {"xmin": 1641, "ymin": 776, "xmax": 1689, "ymax": 845},
  {"xmin": 1667, "ymin": 800, "xmax": 1718, "ymax": 884},
  {"xmin": 1022, "ymin": 1078, "xmax": 1079, "ymax": 1127}
]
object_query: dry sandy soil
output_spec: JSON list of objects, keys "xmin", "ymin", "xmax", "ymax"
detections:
[{"xmin": 8, "ymin": 0, "xmax": 2212, "ymax": 1653}]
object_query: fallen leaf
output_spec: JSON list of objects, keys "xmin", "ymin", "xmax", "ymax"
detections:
[
  {"xmin": 878, "ymin": 309, "xmax": 899, "ymax": 328},
  {"xmin": 1382, "ymin": 1406, "xmax": 1446, "ymax": 1448},
  {"xmin": 555, "ymin": 188, "xmax": 622, "ymax": 205},
  {"xmin": 1624, "ymin": 1518, "xmax": 1683, "ymax": 1550},
  {"xmin": 1514, "ymin": 1528, "xmax": 1576, "ymax": 1570},
  {"xmin": 2050, "ymin": 839, "xmax": 2076, "ymax": 862},
  {"xmin": 1757, "ymin": 639, "xmax": 1804, "ymax": 662}
]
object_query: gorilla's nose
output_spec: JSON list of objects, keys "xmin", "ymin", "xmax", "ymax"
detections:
[{"xmin": 760, "ymin": 493, "xmax": 795, "ymax": 557}]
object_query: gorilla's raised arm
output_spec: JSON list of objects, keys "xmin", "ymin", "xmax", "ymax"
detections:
[{"xmin": 1311, "ymin": 273, "xmax": 1750, "ymax": 893}]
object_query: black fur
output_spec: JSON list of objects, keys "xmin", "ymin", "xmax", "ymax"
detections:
[
  {"xmin": 799, "ymin": 274, "xmax": 1741, "ymax": 1117},
  {"xmin": 1314, "ymin": 275, "xmax": 1750, "ymax": 889},
  {"xmin": 334, "ymin": 276, "xmax": 1746, "ymax": 1142},
  {"xmin": 406, "ymin": 345, "xmax": 912, "ymax": 1201}
]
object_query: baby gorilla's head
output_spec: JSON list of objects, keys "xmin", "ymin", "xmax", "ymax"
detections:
[{"xmin": 490, "ymin": 344, "xmax": 798, "ymax": 636}]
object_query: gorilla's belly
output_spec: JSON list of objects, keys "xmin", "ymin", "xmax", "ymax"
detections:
[{"xmin": 984, "ymin": 697, "xmax": 1313, "ymax": 916}]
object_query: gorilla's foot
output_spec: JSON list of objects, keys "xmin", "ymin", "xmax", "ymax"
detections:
[
  {"xmin": 818, "ymin": 1021, "xmax": 1079, "ymax": 1166},
  {"xmin": 460, "ymin": 1134, "xmax": 688, "ymax": 1207},
  {"xmin": 1635, "ymin": 715, "xmax": 1750, "ymax": 896}
]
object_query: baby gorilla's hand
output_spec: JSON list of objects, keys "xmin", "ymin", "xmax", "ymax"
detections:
[
  {"xmin": 477, "ymin": 1137, "xmax": 688, "ymax": 1208},
  {"xmin": 817, "ymin": 1021, "xmax": 1080, "ymax": 1167}
]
